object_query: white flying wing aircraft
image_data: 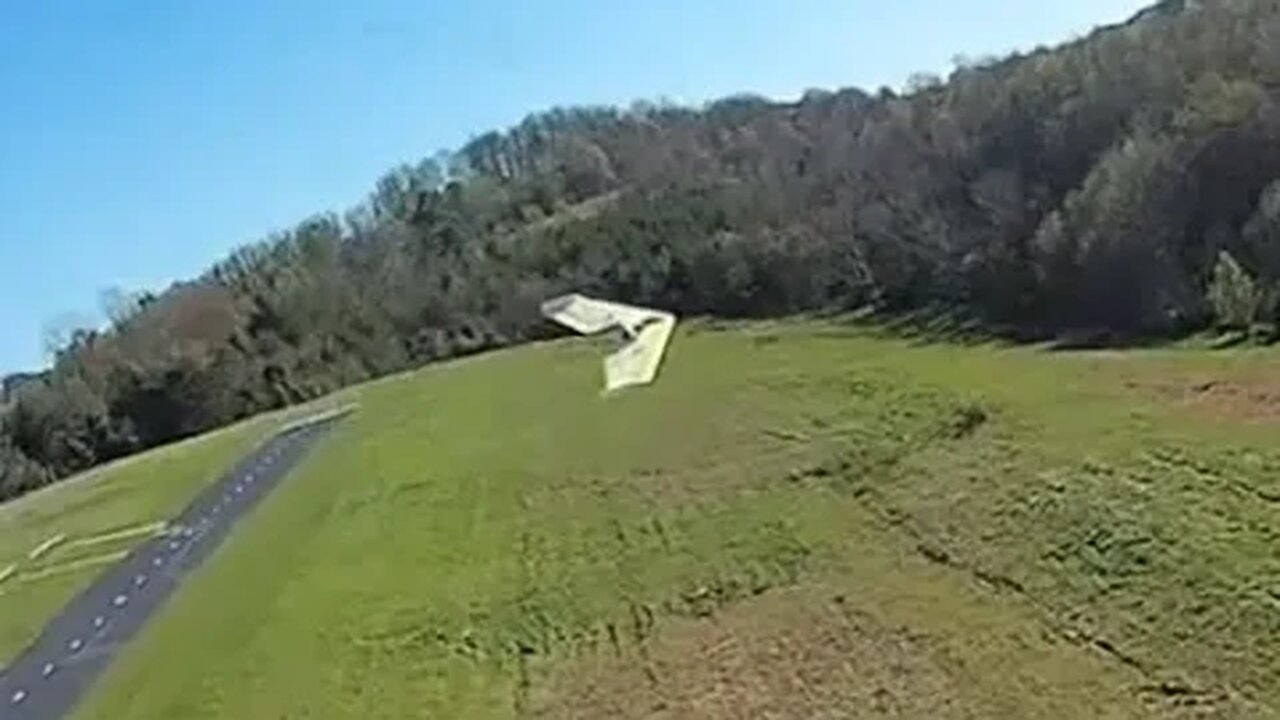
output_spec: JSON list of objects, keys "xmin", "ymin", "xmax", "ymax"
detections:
[{"xmin": 540, "ymin": 294, "xmax": 677, "ymax": 392}]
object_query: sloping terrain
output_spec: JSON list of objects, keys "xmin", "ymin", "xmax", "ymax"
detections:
[
  {"xmin": 15, "ymin": 0, "xmax": 1280, "ymax": 518},
  {"xmin": 20, "ymin": 321, "xmax": 1267, "ymax": 719}
]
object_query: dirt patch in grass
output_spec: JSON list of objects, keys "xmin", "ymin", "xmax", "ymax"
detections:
[
  {"xmin": 1117, "ymin": 370, "xmax": 1280, "ymax": 423},
  {"xmin": 530, "ymin": 588, "xmax": 976, "ymax": 720},
  {"xmin": 1155, "ymin": 379, "xmax": 1280, "ymax": 421}
]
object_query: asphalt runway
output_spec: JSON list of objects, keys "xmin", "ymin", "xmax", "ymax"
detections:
[{"xmin": 0, "ymin": 414, "xmax": 346, "ymax": 720}]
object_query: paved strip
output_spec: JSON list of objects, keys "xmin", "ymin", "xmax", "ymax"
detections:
[{"xmin": 0, "ymin": 415, "xmax": 347, "ymax": 720}]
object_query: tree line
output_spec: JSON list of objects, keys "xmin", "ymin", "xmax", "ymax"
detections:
[{"xmin": 4, "ymin": 0, "xmax": 1279, "ymax": 501}]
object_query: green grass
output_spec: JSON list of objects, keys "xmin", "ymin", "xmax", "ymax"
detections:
[{"xmin": 31, "ymin": 321, "xmax": 1280, "ymax": 718}]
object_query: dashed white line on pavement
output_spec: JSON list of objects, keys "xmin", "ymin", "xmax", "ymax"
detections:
[{"xmin": 11, "ymin": 688, "xmax": 26, "ymax": 704}]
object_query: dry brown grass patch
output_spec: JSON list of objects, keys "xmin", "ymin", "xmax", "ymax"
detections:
[{"xmin": 530, "ymin": 587, "xmax": 976, "ymax": 720}]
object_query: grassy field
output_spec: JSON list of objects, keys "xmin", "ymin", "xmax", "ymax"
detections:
[{"xmin": 5, "ymin": 320, "xmax": 1274, "ymax": 718}]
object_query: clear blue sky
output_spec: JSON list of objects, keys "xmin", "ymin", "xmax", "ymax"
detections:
[{"xmin": 0, "ymin": 0, "xmax": 1149, "ymax": 374}]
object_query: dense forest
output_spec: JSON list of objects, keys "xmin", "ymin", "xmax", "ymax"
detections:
[{"xmin": 4, "ymin": 0, "xmax": 1280, "ymax": 501}]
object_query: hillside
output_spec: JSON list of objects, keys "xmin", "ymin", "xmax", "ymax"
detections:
[
  {"xmin": 3, "ymin": 321, "xmax": 1263, "ymax": 718},
  {"xmin": 6, "ymin": 0, "xmax": 1280, "ymax": 504}
]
